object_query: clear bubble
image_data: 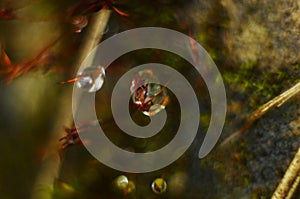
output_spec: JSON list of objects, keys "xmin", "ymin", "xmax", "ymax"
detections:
[
  {"xmin": 114, "ymin": 175, "xmax": 135, "ymax": 195},
  {"xmin": 151, "ymin": 178, "xmax": 167, "ymax": 194},
  {"xmin": 125, "ymin": 181, "xmax": 135, "ymax": 194},
  {"xmin": 75, "ymin": 65, "xmax": 105, "ymax": 92},
  {"xmin": 130, "ymin": 69, "xmax": 169, "ymax": 116},
  {"xmin": 114, "ymin": 175, "xmax": 129, "ymax": 190},
  {"xmin": 71, "ymin": 15, "xmax": 88, "ymax": 33}
]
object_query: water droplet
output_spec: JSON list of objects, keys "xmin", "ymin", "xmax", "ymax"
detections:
[
  {"xmin": 114, "ymin": 175, "xmax": 129, "ymax": 190},
  {"xmin": 76, "ymin": 66, "xmax": 105, "ymax": 92},
  {"xmin": 130, "ymin": 69, "xmax": 169, "ymax": 116},
  {"xmin": 114, "ymin": 175, "xmax": 135, "ymax": 195},
  {"xmin": 71, "ymin": 15, "xmax": 88, "ymax": 33},
  {"xmin": 151, "ymin": 178, "xmax": 167, "ymax": 194},
  {"xmin": 125, "ymin": 181, "xmax": 135, "ymax": 194}
]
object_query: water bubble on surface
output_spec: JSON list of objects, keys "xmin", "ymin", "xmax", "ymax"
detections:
[
  {"xmin": 126, "ymin": 181, "xmax": 136, "ymax": 194},
  {"xmin": 71, "ymin": 15, "xmax": 88, "ymax": 33},
  {"xmin": 151, "ymin": 178, "xmax": 167, "ymax": 194},
  {"xmin": 75, "ymin": 65, "xmax": 105, "ymax": 92},
  {"xmin": 114, "ymin": 175, "xmax": 129, "ymax": 190},
  {"xmin": 114, "ymin": 175, "xmax": 135, "ymax": 195},
  {"xmin": 130, "ymin": 69, "xmax": 169, "ymax": 116}
]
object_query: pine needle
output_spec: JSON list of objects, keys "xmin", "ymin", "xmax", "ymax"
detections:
[
  {"xmin": 220, "ymin": 81, "xmax": 300, "ymax": 147},
  {"xmin": 271, "ymin": 147, "xmax": 300, "ymax": 199}
]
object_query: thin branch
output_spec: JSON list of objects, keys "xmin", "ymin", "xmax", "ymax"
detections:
[
  {"xmin": 220, "ymin": 81, "xmax": 300, "ymax": 147},
  {"xmin": 271, "ymin": 147, "xmax": 300, "ymax": 199},
  {"xmin": 31, "ymin": 9, "xmax": 111, "ymax": 199}
]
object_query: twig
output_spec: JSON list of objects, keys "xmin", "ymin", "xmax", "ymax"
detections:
[
  {"xmin": 271, "ymin": 147, "xmax": 300, "ymax": 199},
  {"xmin": 220, "ymin": 81, "xmax": 300, "ymax": 147},
  {"xmin": 30, "ymin": 9, "xmax": 111, "ymax": 199}
]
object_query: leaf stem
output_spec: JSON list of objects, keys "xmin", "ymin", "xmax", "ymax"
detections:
[
  {"xmin": 271, "ymin": 147, "xmax": 300, "ymax": 199},
  {"xmin": 220, "ymin": 81, "xmax": 300, "ymax": 147},
  {"xmin": 30, "ymin": 9, "xmax": 111, "ymax": 199}
]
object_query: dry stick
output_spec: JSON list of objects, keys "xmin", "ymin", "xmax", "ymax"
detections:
[
  {"xmin": 31, "ymin": 10, "xmax": 111, "ymax": 199},
  {"xmin": 272, "ymin": 147, "xmax": 300, "ymax": 199},
  {"xmin": 220, "ymin": 81, "xmax": 300, "ymax": 147}
]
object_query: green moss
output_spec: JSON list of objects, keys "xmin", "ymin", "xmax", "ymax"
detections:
[
  {"xmin": 223, "ymin": 61, "xmax": 256, "ymax": 94},
  {"xmin": 224, "ymin": 61, "xmax": 300, "ymax": 108},
  {"xmin": 158, "ymin": 9, "xmax": 175, "ymax": 25},
  {"xmin": 200, "ymin": 114, "xmax": 210, "ymax": 127},
  {"xmin": 208, "ymin": 50, "xmax": 217, "ymax": 61},
  {"xmin": 243, "ymin": 176, "xmax": 250, "ymax": 186},
  {"xmin": 220, "ymin": 19, "xmax": 230, "ymax": 28},
  {"xmin": 197, "ymin": 32, "xmax": 207, "ymax": 44},
  {"xmin": 163, "ymin": 53, "xmax": 185, "ymax": 69},
  {"xmin": 293, "ymin": 64, "xmax": 300, "ymax": 70},
  {"xmin": 213, "ymin": 161, "xmax": 225, "ymax": 170}
]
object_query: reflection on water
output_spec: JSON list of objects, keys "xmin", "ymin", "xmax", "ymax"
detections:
[{"xmin": 130, "ymin": 69, "xmax": 169, "ymax": 116}]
